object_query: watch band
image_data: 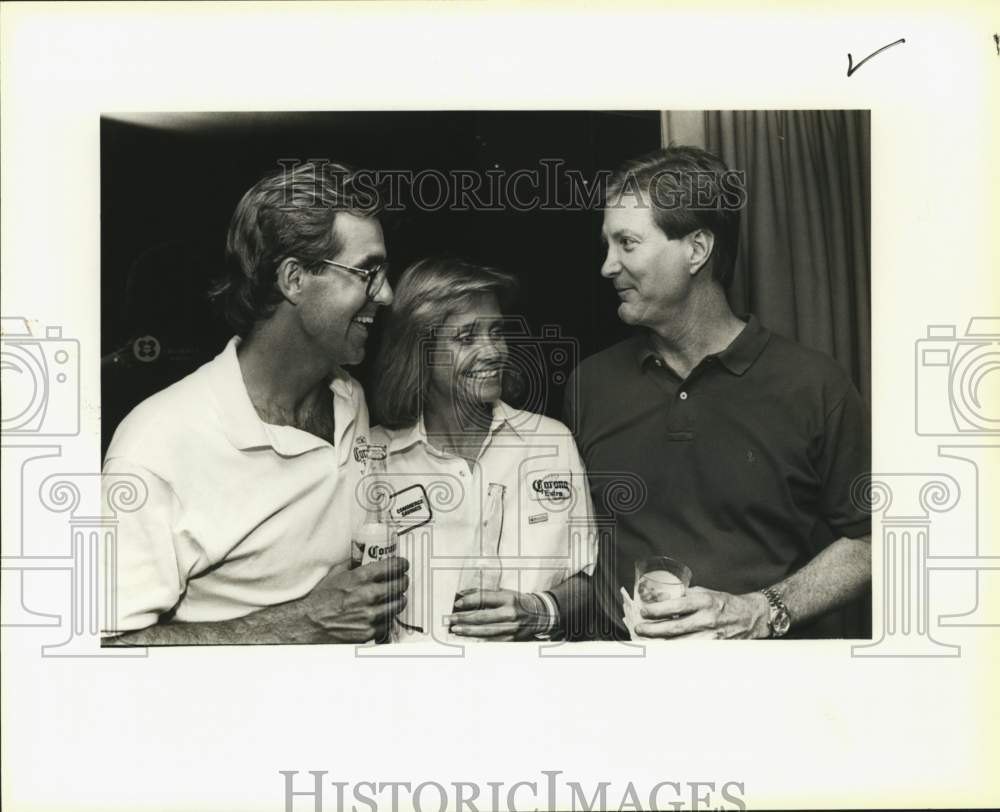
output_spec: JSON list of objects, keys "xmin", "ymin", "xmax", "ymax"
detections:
[{"xmin": 759, "ymin": 587, "xmax": 791, "ymax": 638}]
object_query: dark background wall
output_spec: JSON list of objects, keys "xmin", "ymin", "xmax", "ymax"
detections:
[{"xmin": 100, "ymin": 110, "xmax": 660, "ymax": 454}]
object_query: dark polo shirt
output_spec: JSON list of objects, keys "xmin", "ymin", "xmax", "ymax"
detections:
[{"xmin": 565, "ymin": 315, "xmax": 870, "ymax": 637}]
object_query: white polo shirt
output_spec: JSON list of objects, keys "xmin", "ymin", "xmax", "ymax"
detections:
[
  {"xmin": 102, "ymin": 337, "xmax": 370, "ymax": 633},
  {"xmin": 371, "ymin": 402, "xmax": 597, "ymax": 641}
]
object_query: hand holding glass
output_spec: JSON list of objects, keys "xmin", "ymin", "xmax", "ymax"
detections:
[{"xmin": 623, "ymin": 555, "xmax": 692, "ymax": 639}]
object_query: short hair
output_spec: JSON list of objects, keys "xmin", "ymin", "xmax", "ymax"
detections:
[
  {"xmin": 607, "ymin": 145, "xmax": 742, "ymax": 289},
  {"xmin": 210, "ymin": 161, "xmax": 382, "ymax": 335},
  {"xmin": 373, "ymin": 257, "xmax": 519, "ymax": 429}
]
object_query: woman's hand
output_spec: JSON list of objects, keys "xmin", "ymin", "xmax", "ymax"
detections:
[{"xmin": 446, "ymin": 589, "xmax": 551, "ymax": 641}]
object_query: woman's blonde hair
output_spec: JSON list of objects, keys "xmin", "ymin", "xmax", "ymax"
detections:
[{"xmin": 373, "ymin": 256, "xmax": 518, "ymax": 429}]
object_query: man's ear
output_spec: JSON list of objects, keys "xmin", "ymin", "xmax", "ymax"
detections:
[
  {"xmin": 687, "ymin": 229, "xmax": 715, "ymax": 276},
  {"xmin": 275, "ymin": 257, "xmax": 305, "ymax": 304}
]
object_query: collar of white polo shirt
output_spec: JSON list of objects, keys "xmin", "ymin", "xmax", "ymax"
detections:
[
  {"xmin": 207, "ymin": 337, "xmax": 360, "ymax": 457},
  {"xmin": 386, "ymin": 400, "xmax": 524, "ymax": 458}
]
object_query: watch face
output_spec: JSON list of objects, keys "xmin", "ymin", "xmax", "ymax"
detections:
[{"xmin": 773, "ymin": 610, "xmax": 791, "ymax": 636}]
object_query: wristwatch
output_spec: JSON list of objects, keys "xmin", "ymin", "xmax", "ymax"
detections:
[{"xmin": 759, "ymin": 587, "xmax": 791, "ymax": 638}]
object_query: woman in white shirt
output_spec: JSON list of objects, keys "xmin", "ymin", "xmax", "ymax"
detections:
[{"xmin": 370, "ymin": 257, "xmax": 597, "ymax": 643}]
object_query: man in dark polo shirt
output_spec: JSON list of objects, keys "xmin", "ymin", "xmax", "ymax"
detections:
[{"xmin": 563, "ymin": 145, "xmax": 871, "ymax": 640}]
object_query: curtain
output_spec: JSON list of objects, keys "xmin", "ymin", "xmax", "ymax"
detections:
[
  {"xmin": 662, "ymin": 110, "xmax": 871, "ymax": 405},
  {"xmin": 661, "ymin": 110, "xmax": 872, "ymax": 638}
]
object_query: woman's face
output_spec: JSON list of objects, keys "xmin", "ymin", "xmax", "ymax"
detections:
[{"xmin": 426, "ymin": 292, "xmax": 507, "ymax": 414}]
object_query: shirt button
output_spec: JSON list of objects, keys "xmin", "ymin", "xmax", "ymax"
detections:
[{"xmin": 679, "ymin": 391, "xmax": 688, "ymax": 400}]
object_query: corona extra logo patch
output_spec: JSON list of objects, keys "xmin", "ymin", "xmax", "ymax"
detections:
[{"xmin": 531, "ymin": 476, "xmax": 571, "ymax": 501}]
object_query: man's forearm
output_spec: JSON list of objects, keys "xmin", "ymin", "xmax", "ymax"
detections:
[
  {"xmin": 103, "ymin": 600, "xmax": 309, "ymax": 646},
  {"xmin": 765, "ymin": 535, "xmax": 871, "ymax": 629}
]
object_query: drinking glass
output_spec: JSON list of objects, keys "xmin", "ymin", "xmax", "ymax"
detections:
[
  {"xmin": 623, "ymin": 555, "xmax": 692, "ymax": 639},
  {"xmin": 634, "ymin": 555, "xmax": 692, "ymax": 604}
]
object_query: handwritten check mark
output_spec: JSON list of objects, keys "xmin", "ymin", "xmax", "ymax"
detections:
[{"xmin": 847, "ymin": 38, "xmax": 906, "ymax": 76}]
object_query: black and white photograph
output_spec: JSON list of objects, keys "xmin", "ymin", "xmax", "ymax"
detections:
[
  {"xmin": 98, "ymin": 109, "xmax": 872, "ymax": 647},
  {"xmin": 2, "ymin": 3, "xmax": 997, "ymax": 812}
]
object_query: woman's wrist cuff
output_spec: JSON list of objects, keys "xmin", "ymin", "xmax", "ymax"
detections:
[{"xmin": 534, "ymin": 590, "xmax": 559, "ymax": 634}]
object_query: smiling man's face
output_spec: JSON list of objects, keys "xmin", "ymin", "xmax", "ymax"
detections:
[
  {"xmin": 600, "ymin": 193, "xmax": 693, "ymax": 331},
  {"xmin": 297, "ymin": 212, "xmax": 391, "ymax": 368}
]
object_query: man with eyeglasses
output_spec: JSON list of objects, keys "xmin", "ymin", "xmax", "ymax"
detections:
[{"xmin": 102, "ymin": 161, "xmax": 409, "ymax": 645}]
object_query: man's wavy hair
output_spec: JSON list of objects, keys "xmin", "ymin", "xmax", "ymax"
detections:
[
  {"xmin": 373, "ymin": 257, "xmax": 519, "ymax": 430},
  {"xmin": 607, "ymin": 145, "xmax": 742, "ymax": 289},
  {"xmin": 210, "ymin": 161, "xmax": 382, "ymax": 335}
]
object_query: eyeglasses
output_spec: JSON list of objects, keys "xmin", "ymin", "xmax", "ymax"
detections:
[{"xmin": 320, "ymin": 259, "xmax": 388, "ymax": 300}]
